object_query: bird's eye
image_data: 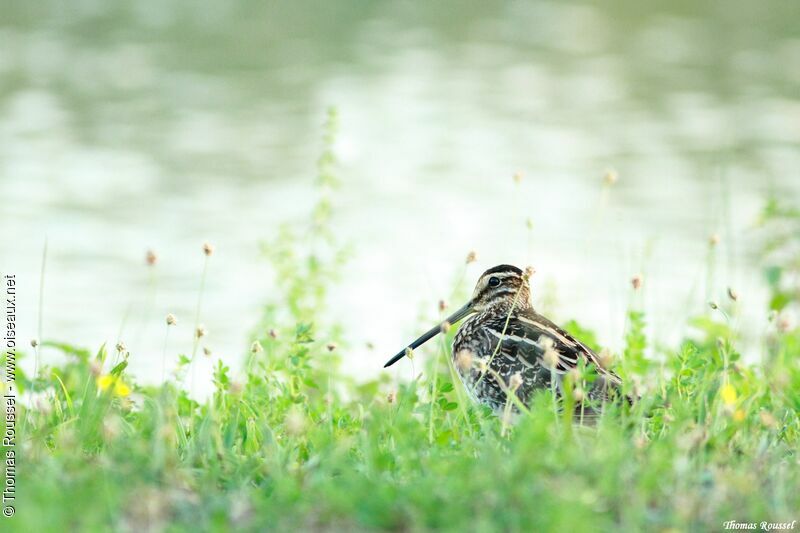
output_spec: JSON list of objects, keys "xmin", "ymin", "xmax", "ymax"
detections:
[{"xmin": 488, "ymin": 276, "xmax": 501, "ymax": 287}]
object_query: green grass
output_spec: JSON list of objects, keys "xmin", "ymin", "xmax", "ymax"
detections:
[{"xmin": 7, "ymin": 114, "xmax": 800, "ymax": 532}]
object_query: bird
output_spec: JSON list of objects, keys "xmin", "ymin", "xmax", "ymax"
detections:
[{"xmin": 384, "ymin": 264, "xmax": 623, "ymax": 416}]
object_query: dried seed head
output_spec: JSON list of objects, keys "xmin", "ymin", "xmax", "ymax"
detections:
[
  {"xmin": 159, "ymin": 424, "xmax": 176, "ymax": 445},
  {"xmin": 30, "ymin": 338, "xmax": 39, "ymax": 348},
  {"xmin": 759, "ymin": 411, "xmax": 777, "ymax": 429},
  {"xmin": 709, "ymin": 233, "xmax": 720, "ymax": 247},
  {"xmin": 509, "ymin": 372, "xmax": 523, "ymax": 390},
  {"xmin": 542, "ymin": 347, "xmax": 559, "ymax": 369},
  {"xmin": 386, "ymin": 390, "xmax": 397, "ymax": 404},
  {"xmin": 89, "ymin": 359, "xmax": 103, "ymax": 377},
  {"xmin": 440, "ymin": 321, "xmax": 451, "ymax": 334},
  {"xmin": 523, "ymin": 266, "xmax": 535, "ymax": 281},
  {"xmin": 284, "ymin": 407, "xmax": 306, "ymax": 436},
  {"xmin": 438, "ymin": 299, "xmax": 447, "ymax": 312},
  {"xmin": 146, "ymin": 249, "xmax": 158, "ymax": 266},
  {"xmin": 777, "ymin": 315, "xmax": 792, "ymax": 333},
  {"xmin": 501, "ymin": 408, "xmax": 513, "ymax": 429},
  {"xmin": 202, "ymin": 242, "xmax": 214, "ymax": 256},
  {"xmin": 230, "ymin": 491, "xmax": 254, "ymax": 527},
  {"xmin": 603, "ymin": 169, "xmax": 618, "ymax": 185},
  {"xmin": 202, "ymin": 346, "xmax": 212, "ymax": 357},
  {"xmin": 166, "ymin": 313, "xmax": 177, "ymax": 326},
  {"xmin": 250, "ymin": 341, "xmax": 263, "ymax": 354},
  {"xmin": 598, "ymin": 347, "xmax": 614, "ymax": 369},
  {"xmin": 326, "ymin": 343, "xmax": 337, "ymax": 352},
  {"xmin": 512, "ymin": 172, "xmax": 523, "ymax": 184},
  {"xmin": 568, "ymin": 368, "xmax": 581, "ymax": 383},
  {"xmin": 268, "ymin": 329, "xmax": 278, "ymax": 339},
  {"xmin": 631, "ymin": 274, "xmax": 643, "ymax": 290},
  {"xmin": 465, "ymin": 250, "xmax": 477, "ymax": 264},
  {"xmin": 727, "ymin": 287, "xmax": 738, "ymax": 302},
  {"xmin": 33, "ymin": 392, "xmax": 53, "ymax": 415},
  {"xmin": 573, "ymin": 387, "xmax": 585, "ymax": 402},
  {"xmin": 229, "ymin": 381, "xmax": 243, "ymax": 396},
  {"xmin": 455, "ymin": 349, "xmax": 474, "ymax": 372},
  {"xmin": 115, "ymin": 341, "xmax": 126, "ymax": 353},
  {"xmin": 55, "ymin": 427, "xmax": 77, "ymax": 451},
  {"xmin": 196, "ymin": 326, "xmax": 207, "ymax": 339},
  {"xmin": 538, "ymin": 335, "xmax": 555, "ymax": 351},
  {"xmin": 102, "ymin": 415, "xmax": 122, "ymax": 441}
]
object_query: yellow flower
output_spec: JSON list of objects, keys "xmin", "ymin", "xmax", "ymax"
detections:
[
  {"xmin": 97, "ymin": 374, "xmax": 114, "ymax": 391},
  {"xmin": 96, "ymin": 374, "xmax": 131, "ymax": 397},
  {"xmin": 114, "ymin": 380, "xmax": 131, "ymax": 397},
  {"xmin": 720, "ymin": 383, "xmax": 737, "ymax": 405},
  {"xmin": 733, "ymin": 409, "xmax": 746, "ymax": 422}
]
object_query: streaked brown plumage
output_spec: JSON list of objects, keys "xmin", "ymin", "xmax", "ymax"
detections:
[{"xmin": 385, "ymin": 264, "xmax": 623, "ymax": 415}]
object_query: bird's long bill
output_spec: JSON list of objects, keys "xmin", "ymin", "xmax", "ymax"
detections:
[{"xmin": 383, "ymin": 301, "xmax": 473, "ymax": 368}]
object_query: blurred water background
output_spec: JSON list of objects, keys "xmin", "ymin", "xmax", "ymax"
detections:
[{"xmin": 1, "ymin": 1, "xmax": 798, "ymax": 391}]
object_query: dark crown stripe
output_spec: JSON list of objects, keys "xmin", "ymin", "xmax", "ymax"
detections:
[{"xmin": 482, "ymin": 264, "xmax": 523, "ymax": 276}]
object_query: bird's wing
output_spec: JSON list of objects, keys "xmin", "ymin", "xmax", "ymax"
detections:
[{"xmin": 483, "ymin": 309, "xmax": 621, "ymax": 385}]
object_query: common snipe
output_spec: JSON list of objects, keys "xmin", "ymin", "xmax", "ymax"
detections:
[{"xmin": 384, "ymin": 264, "xmax": 623, "ymax": 414}]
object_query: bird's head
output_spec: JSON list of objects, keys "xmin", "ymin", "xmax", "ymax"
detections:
[
  {"xmin": 383, "ymin": 264, "xmax": 531, "ymax": 368},
  {"xmin": 469, "ymin": 264, "xmax": 531, "ymax": 313}
]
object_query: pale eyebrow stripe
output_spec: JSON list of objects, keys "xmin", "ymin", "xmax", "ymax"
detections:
[
  {"xmin": 477, "ymin": 272, "xmax": 516, "ymax": 287},
  {"xmin": 486, "ymin": 327, "xmax": 543, "ymax": 349},
  {"xmin": 517, "ymin": 316, "xmax": 577, "ymax": 347}
]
